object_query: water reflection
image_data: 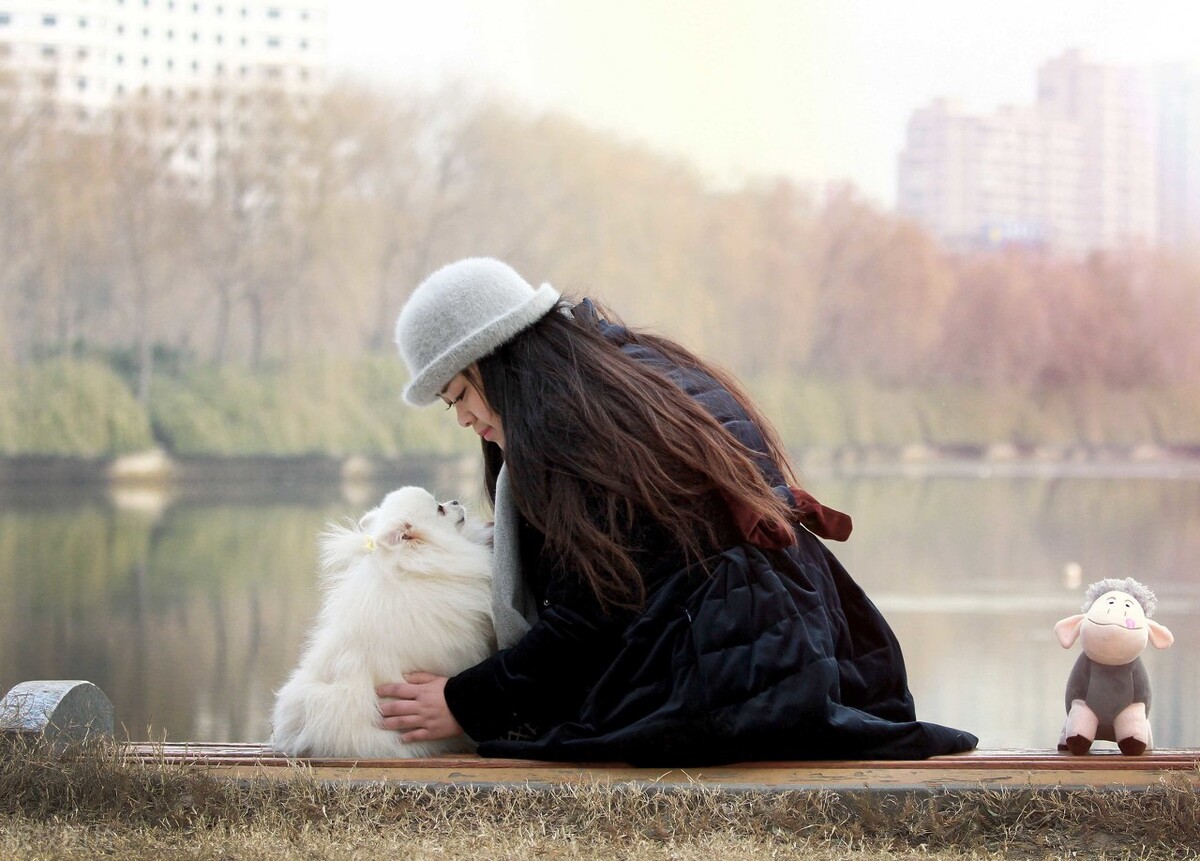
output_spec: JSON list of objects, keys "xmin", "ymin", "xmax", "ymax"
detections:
[{"xmin": 1, "ymin": 468, "xmax": 1196, "ymax": 749}]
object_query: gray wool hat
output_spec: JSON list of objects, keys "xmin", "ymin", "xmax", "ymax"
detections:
[{"xmin": 394, "ymin": 257, "xmax": 561, "ymax": 406}]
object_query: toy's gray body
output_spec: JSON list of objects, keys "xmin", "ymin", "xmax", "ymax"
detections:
[{"xmin": 1064, "ymin": 654, "xmax": 1150, "ymax": 742}]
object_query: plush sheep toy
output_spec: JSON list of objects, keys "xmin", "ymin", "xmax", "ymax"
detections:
[{"xmin": 1054, "ymin": 577, "xmax": 1174, "ymax": 755}]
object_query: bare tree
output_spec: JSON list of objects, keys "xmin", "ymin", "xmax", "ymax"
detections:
[
  {"xmin": 107, "ymin": 98, "xmax": 194, "ymax": 403},
  {"xmin": 807, "ymin": 185, "xmax": 955, "ymax": 381}
]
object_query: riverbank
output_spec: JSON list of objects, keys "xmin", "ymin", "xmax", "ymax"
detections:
[
  {"xmin": 0, "ymin": 450, "xmax": 479, "ymax": 489},
  {"xmin": 4, "ymin": 443, "xmax": 1200, "ymax": 491},
  {"xmin": 5, "ymin": 357, "xmax": 1200, "ymax": 465}
]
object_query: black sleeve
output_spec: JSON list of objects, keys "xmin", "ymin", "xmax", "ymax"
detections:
[
  {"xmin": 444, "ymin": 598, "xmax": 628, "ymax": 742},
  {"xmin": 444, "ymin": 506, "xmax": 689, "ymax": 742}
]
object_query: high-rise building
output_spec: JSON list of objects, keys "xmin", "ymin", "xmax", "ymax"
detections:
[
  {"xmin": 898, "ymin": 50, "xmax": 1193, "ymax": 255},
  {"xmin": 1156, "ymin": 63, "xmax": 1200, "ymax": 249},
  {"xmin": 0, "ymin": 0, "xmax": 327, "ymax": 179},
  {"xmin": 1036, "ymin": 50, "xmax": 1157, "ymax": 251},
  {"xmin": 897, "ymin": 98, "xmax": 1084, "ymax": 251}
]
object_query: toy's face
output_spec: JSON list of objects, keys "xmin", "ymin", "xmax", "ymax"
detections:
[{"xmin": 1079, "ymin": 590, "xmax": 1149, "ymax": 665}]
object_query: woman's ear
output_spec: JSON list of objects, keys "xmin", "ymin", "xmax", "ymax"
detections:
[
  {"xmin": 1147, "ymin": 619, "xmax": 1175, "ymax": 650},
  {"xmin": 1054, "ymin": 614, "xmax": 1087, "ymax": 648}
]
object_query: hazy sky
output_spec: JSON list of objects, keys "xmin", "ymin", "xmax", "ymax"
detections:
[{"xmin": 325, "ymin": 0, "xmax": 1199, "ymax": 206}]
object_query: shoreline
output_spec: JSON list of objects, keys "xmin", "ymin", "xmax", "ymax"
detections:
[{"xmin": 3, "ymin": 443, "xmax": 1200, "ymax": 488}]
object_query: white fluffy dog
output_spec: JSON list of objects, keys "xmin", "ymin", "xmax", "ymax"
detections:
[{"xmin": 271, "ymin": 486, "xmax": 495, "ymax": 758}]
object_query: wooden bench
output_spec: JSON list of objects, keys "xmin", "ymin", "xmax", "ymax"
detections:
[
  {"xmin": 7, "ymin": 681, "xmax": 1196, "ymax": 792},
  {"xmin": 123, "ymin": 742, "xmax": 1200, "ymax": 792}
]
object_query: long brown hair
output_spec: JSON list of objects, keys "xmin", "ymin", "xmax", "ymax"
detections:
[{"xmin": 475, "ymin": 298, "xmax": 800, "ymax": 611}]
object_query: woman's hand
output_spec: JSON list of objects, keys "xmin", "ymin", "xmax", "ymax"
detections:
[{"xmin": 376, "ymin": 673, "xmax": 463, "ymax": 742}]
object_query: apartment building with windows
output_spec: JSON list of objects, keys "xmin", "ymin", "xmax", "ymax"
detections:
[
  {"xmin": 898, "ymin": 98, "xmax": 1085, "ymax": 252},
  {"xmin": 1156, "ymin": 63, "xmax": 1200, "ymax": 249},
  {"xmin": 898, "ymin": 50, "xmax": 1194, "ymax": 255},
  {"xmin": 0, "ymin": 0, "xmax": 327, "ymax": 178}
]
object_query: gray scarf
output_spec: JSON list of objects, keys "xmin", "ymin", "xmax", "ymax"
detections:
[{"xmin": 490, "ymin": 465, "xmax": 539, "ymax": 648}]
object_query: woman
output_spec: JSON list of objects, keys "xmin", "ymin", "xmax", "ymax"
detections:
[{"xmin": 381, "ymin": 257, "xmax": 976, "ymax": 765}]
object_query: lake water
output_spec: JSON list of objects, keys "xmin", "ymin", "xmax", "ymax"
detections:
[{"xmin": 2, "ymin": 462, "xmax": 1197, "ymax": 751}]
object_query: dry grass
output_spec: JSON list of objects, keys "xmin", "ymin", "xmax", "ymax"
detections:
[{"xmin": 1, "ymin": 735, "xmax": 1197, "ymax": 860}]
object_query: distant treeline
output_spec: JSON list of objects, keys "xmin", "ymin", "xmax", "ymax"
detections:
[
  {"xmin": 2, "ymin": 357, "xmax": 1198, "ymax": 459},
  {"xmin": 1, "ymin": 81, "xmax": 1198, "ymax": 460}
]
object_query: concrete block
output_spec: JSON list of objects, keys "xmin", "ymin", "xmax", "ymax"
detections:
[{"xmin": 0, "ymin": 680, "xmax": 114, "ymax": 741}]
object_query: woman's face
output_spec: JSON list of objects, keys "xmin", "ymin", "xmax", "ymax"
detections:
[{"xmin": 439, "ymin": 371, "xmax": 505, "ymax": 449}]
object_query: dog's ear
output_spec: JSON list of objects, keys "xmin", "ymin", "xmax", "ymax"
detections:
[{"xmin": 381, "ymin": 522, "xmax": 420, "ymax": 549}]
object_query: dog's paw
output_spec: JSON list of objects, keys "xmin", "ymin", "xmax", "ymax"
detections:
[{"xmin": 462, "ymin": 520, "xmax": 494, "ymax": 547}]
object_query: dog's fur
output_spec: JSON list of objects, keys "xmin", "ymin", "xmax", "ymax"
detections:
[{"xmin": 271, "ymin": 486, "xmax": 495, "ymax": 758}]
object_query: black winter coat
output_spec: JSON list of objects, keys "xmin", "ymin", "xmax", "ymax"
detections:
[{"xmin": 443, "ymin": 310, "xmax": 978, "ymax": 765}]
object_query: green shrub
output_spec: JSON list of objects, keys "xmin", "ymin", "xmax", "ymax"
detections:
[
  {"xmin": 2, "ymin": 357, "xmax": 1197, "ymax": 459},
  {"xmin": 0, "ymin": 359, "xmax": 155, "ymax": 456},
  {"xmin": 149, "ymin": 358, "xmax": 469, "ymax": 457}
]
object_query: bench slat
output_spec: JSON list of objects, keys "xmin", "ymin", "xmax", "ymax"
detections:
[{"xmin": 120, "ymin": 743, "xmax": 1200, "ymax": 790}]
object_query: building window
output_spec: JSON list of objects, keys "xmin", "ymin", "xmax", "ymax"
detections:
[
  {"xmin": 79, "ymin": 16, "xmax": 87, "ymax": 27},
  {"xmin": 41, "ymin": 45, "xmax": 57, "ymax": 58},
  {"xmin": 266, "ymin": 36, "xmax": 279, "ymax": 48},
  {"xmin": 267, "ymin": 7, "xmax": 280, "ymax": 17},
  {"xmin": 42, "ymin": 13, "xmax": 56, "ymax": 25},
  {"xmin": 0, "ymin": 13, "xmax": 10, "ymax": 26}
]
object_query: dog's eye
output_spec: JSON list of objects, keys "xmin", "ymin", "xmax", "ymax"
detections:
[{"xmin": 437, "ymin": 504, "xmax": 445, "ymax": 516}]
